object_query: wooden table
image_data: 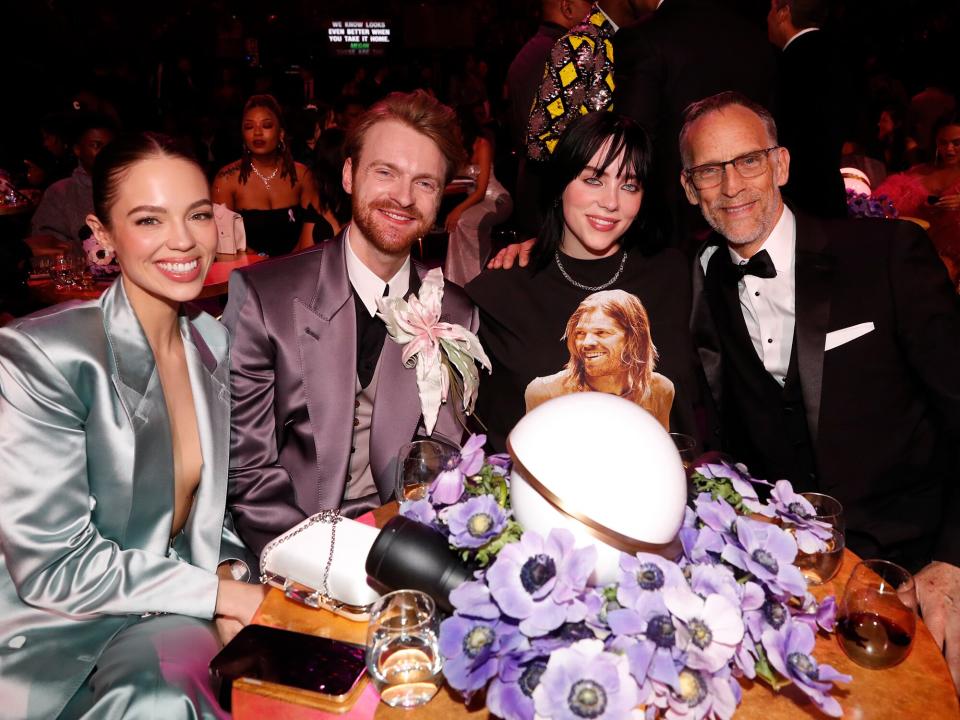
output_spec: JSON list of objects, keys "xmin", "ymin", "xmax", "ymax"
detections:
[
  {"xmin": 26, "ymin": 250, "xmax": 267, "ymax": 306},
  {"xmin": 238, "ymin": 510, "xmax": 959, "ymax": 719}
]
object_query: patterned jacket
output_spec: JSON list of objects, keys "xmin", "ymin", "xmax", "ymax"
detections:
[{"xmin": 525, "ymin": 5, "xmax": 616, "ymax": 161}]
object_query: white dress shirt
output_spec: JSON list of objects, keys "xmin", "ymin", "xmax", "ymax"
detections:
[
  {"xmin": 728, "ymin": 206, "xmax": 796, "ymax": 386},
  {"xmin": 345, "ymin": 224, "xmax": 411, "ymax": 317}
]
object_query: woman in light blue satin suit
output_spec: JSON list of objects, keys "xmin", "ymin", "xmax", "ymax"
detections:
[{"xmin": 0, "ymin": 133, "xmax": 265, "ymax": 719}]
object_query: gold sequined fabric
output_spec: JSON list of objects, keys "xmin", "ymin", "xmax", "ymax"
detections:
[{"xmin": 525, "ymin": 5, "xmax": 616, "ymax": 162}]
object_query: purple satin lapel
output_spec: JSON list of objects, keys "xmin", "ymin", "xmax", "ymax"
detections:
[
  {"xmin": 294, "ymin": 299, "xmax": 357, "ymax": 511},
  {"xmin": 369, "ymin": 337, "xmax": 421, "ymax": 502}
]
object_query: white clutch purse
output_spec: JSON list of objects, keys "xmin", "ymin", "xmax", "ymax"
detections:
[{"xmin": 259, "ymin": 511, "xmax": 382, "ymax": 621}]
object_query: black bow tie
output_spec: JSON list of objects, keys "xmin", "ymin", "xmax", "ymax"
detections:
[{"xmin": 725, "ymin": 249, "xmax": 777, "ymax": 282}]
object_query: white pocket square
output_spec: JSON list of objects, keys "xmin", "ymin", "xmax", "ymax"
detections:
[{"xmin": 824, "ymin": 322, "xmax": 875, "ymax": 351}]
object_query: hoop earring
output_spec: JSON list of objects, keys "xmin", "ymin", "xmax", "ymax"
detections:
[{"xmin": 278, "ymin": 139, "xmax": 286, "ymax": 152}]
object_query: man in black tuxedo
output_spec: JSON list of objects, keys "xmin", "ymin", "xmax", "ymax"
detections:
[
  {"xmin": 614, "ymin": 0, "xmax": 776, "ymax": 254},
  {"xmin": 767, "ymin": 0, "xmax": 847, "ymax": 217},
  {"xmin": 682, "ymin": 92, "xmax": 960, "ymax": 690}
]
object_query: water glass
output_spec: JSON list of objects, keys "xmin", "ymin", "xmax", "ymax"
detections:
[
  {"xmin": 365, "ymin": 590, "xmax": 442, "ymax": 708},
  {"xmin": 801, "ymin": 492, "xmax": 845, "ymax": 533},
  {"xmin": 837, "ymin": 559, "xmax": 917, "ymax": 669},
  {"xmin": 791, "ymin": 492, "xmax": 845, "ymax": 585},
  {"xmin": 395, "ymin": 439, "xmax": 459, "ymax": 502}
]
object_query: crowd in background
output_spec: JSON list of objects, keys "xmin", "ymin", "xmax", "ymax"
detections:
[{"xmin": 1, "ymin": 0, "xmax": 959, "ymax": 319}]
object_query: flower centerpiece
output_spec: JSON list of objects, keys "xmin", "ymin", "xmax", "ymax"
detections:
[
  {"xmin": 377, "ymin": 268, "xmax": 490, "ymax": 435},
  {"xmin": 847, "ymin": 189, "xmax": 898, "ymax": 219},
  {"xmin": 401, "ymin": 436, "xmax": 851, "ymax": 720}
]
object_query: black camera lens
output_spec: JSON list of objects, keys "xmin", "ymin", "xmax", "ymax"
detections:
[{"xmin": 365, "ymin": 515, "xmax": 472, "ymax": 614}]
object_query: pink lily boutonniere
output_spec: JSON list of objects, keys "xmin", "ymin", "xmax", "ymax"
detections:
[{"xmin": 376, "ymin": 268, "xmax": 491, "ymax": 435}]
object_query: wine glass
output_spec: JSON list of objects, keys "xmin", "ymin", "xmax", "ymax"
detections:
[
  {"xmin": 394, "ymin": 439, "xmax": 459, "ymax": 502},
  {"xmin": 837, "ymin": 559, "xmax": 917, "ymax": 669},
  {"xmin": 794, "ymin": 492, "xmax": 845, "ymax": 585},
  {"xmin": 365, "ymin": 589, "xmax": 442, "ymax": 708},
  {"xmin": 669, "ymin": 433, "xmax": 697, "ymax": 469},
  {"xmin": 50, "ymin": 254, "xmax": 78, "ymax": 290}
]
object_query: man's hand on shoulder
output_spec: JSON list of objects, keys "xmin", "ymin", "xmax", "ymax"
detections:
[
  {"xmin": 487, "ymin": 238, "xmax": 536, "ymax": 270},
  {"xmin": 916, "ymin": 560, "xmax": 960, "ymax": 694}
]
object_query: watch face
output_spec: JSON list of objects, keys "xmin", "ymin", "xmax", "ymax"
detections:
[{"xmin": 229, "ymin": 561, "xmax": 250, "ymax": 582}]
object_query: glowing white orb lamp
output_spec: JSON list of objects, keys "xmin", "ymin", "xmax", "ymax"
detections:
[{"xmin": 507, "ymin": 392, "xmax": 687, "ymax": 585}]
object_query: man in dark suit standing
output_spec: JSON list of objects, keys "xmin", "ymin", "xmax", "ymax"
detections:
[
  {"xmin": 682, "ymin": 92, "xmax": 960, "ymax": 689},
  {"xmin": 613, "ymin": 0, "xmax": 775, "ymax": 255},
  {"xmin": 222, "ymin": 92, "xmax": 477, "ymax": 557},
  {"xmin": 768, "ymin": 0, "xmax": 848, "ymax": 217}
]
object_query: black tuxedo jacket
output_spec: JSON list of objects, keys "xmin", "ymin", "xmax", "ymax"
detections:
[
  {"xmin": 614, "ymin": 0, "xmax": 776, "ymax": 250},
  {"xmin": 776, "ymin": 30, "xmax": 848, "ymax": 218},
  {"xmin": 692, "ymin": 212, "xmax": 960, "ymax": 571}
]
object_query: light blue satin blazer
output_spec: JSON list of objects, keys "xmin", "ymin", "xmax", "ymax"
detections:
[{"xmin": 0, "ymin": 279, "xmax": 248, "ymax": 719}]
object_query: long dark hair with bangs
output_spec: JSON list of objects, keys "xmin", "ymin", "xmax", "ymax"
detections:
[{"xmin": 533, "ymin": 112, "xmax": 664, "ymax": 271}]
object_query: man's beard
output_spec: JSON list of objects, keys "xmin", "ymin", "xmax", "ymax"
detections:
[{"xmin": 352, "ymin": 196, "xmax": 434, "ymax": 257}]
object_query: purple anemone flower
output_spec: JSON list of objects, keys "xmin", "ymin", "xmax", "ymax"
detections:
[
  {"xmin": 445, "ymin": 495, "xmax": 508, "ymax": 548},
  {"xmin": 431, "ymin": 465, "xmax": 465, "ymax": 505},
  {"xmin": 487, "ymin": 652, "xmax": 549, "ymax": 720},
  {"xmin": 533, "ymin": 639, "xmax": 639, "ymax": 720},
  {"xmin": 680, "ymin": 524, "xmax": 725, "ymax": 564},
  {"xmin": 486, "ymin": 529, "xmax": 595, "ymax": 637},
  {"xmin": 694, "ymin": 461, "xmax": 766, "ymax": 513},
  {"xmin": 486, "ymin": 452, "xmax": 512, "ymax": 472},
  {"xmin": 762, "ymin": 480, "xmax": 832, "ymax": 553},
  {"xmin": 656, "ymin": 665, "xmax": 740, "ymax": 720},
  {"xmin": 743, "ymin": 595, "xmax": 790, "ymax": 643},
  {"xmin": 722, "ymin": 517, "xmax": 807, "ymax": 599},
  {"xmin": 608, "ymin": 592, "xmax": 683, "ymax": 688},
  {"xmin": 449, "ymin": 579, "xmax": 502, "ymax": 620},
  {"xmin": 687, "ymin": 563, "xmax": 742, "ymax": 610},
  {"xmin": 664, "ymin": 588, "xmax": 744, "ymax": 673},
  {"xmin": 693, "ymin": 494, "xmax": 740, "ymax": 541},
  {"xmin": 617, "ymin": 552, "xmax": 688, "ymax": 609},
  {"xmin": 440, "ymin": 615, "xmax": 521, "ymax": 695},
  {"xmin": 399, "ymin": 498, "xmax": 437, "ymax": 526},
  {"xmin": 761, "ymin": 622, "xmax": 851, "ymax": 718},
  {"xmin": 458, "ymin": 433, "xmax": 487, "ymax": 475}
]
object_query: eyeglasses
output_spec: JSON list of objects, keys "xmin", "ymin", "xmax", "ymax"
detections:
[{"xmin": 684, "ymin": 146, "xmax": 780, "ymax": 190}]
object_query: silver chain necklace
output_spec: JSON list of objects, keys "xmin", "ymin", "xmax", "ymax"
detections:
[
  {"xmin": 554, "ymin": 250, "xmax": 628, "ymax": 292},
  {"xmin": 251, "ymin": 161, "xmax": 280, "ymax": 189}
]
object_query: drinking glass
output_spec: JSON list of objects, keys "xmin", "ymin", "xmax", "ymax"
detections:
[
  {"xmin": 801, "ymin": 492, "xmax": 845, "ymax": 533},
  {"xmin": 669, "ymin": 433, "xmax": 697, "ymax": 469},
  {"xmin": 395, "ymin": 439, "xmax": 459, "ymax": 502},
  {"xmin": 794, "ymin": 492, "xmax": 845, "ymax": 585},
  {"xmin": 50, "ymin": 254, "xmax": 77, "ymax": 289},
  {"xmin": 365, "ymin": 589, "xmax": 442, "ymax": 708},
  {"xmin": 837, "ymin": 559, "xmax": 917, "ymax": 669}
]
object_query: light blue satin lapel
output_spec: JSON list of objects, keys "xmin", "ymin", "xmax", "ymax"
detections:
[
  {"xmin": 182, "ymin": 315, "xmax": 231, "ymax": 571},
  {"xmin": 102, "ymin": 279, "xmax": 156, "ymax": 432},
  {"xmin": 100, "ymin": 279, "xmax": 174, "ymax": 549}
]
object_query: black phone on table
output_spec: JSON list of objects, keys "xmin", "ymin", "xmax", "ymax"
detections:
[{"xmin": 209, "ymin": 624, "xmax": 367, "ymax": 712}]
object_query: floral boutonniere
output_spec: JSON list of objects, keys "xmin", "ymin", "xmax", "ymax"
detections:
[{"xmin": 376, "ymin": 268, "xmax": 491, "ymax": 435}]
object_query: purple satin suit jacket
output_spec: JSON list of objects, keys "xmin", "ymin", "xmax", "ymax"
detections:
[{"xmin": 221, "ymin": 231, "xmax": 478, "ymax": 556}]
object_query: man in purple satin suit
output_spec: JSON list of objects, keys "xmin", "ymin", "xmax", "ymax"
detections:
[{"xmin": 222, "ymin": 91, "xmax": 476, "ymax": 557}]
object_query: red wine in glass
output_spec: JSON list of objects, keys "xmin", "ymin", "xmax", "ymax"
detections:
[
  {"xmin": 837, "ymin": 559, "xmax": 917, "ymax": 670},
  {"xmin": 837, "ymin": 611, "xmax": 913, "ymax": 668}
]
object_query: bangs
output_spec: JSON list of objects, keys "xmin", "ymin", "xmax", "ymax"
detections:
[{"xmin": 589, "ymin": 128, "xmax": 648, "ymax": 184}]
